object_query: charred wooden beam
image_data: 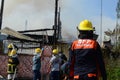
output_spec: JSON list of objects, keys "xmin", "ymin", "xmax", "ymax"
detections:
[
  {"xmin": 18, "ymin": 28, "xmax": 54, "ymax": 33},
  {"xmin": 0, "ymin": 0, "xmax": 4, "ymax": 30},
  {"xmin": 7, "ymin": 34, "xmax": 54, "ymax": 45}
]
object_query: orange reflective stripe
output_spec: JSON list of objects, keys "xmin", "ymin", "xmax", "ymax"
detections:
[
  {"xmin": 88, "ymin": 73, "xmax": 96, "ymax": 77},
  {"xmin": 72, "ymin": 39, "xmax": 97, "ymax": 50},
  {"xmin": 74, "ymin": 75, "xmax": 79, "ymax": 79},
  {"xmin": 71, "ymin": 41, "xmax": 76, "ymax": 50}
]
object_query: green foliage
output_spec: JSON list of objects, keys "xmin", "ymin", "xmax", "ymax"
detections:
[
  {"xmin": 106, "ymin": 59, "xmax": 120, "ymax": 80},
  {"xmin": 103, "ymin": 49, "xmax": 120, "ymax": 80}
]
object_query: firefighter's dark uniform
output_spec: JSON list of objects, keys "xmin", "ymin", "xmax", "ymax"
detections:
[
  {"xmin": 69, "ymin": 20, "xmax": 107, "ymax": 80},
  {"xmin": 7, "ymin": 55, "xmax": 19, "ymax": 80}
]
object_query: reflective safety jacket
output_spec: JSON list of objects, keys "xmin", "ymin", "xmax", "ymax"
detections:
[
  {"xmin": 69, "ymin": 39, "xmax": 107, "ymax": 80},
  {"xmin": 8, "ymin": 50, "xmax": 12, "ymax": 56},
  {"xmin": 7, "ymin": 55, "xmax": 19, "ymax": 74}
]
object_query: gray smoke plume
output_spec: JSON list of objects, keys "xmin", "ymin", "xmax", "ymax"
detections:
[
  {"xmin": 2, "ymin": 0, "xmax": 115, "ymax": 42},
  {"xmin": 2, "ymin": 0, "xmax": 77, "ymax": 41}
]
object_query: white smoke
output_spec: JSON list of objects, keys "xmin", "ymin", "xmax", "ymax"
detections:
[
  {"xmin": 2, "ymin": 0, "xmax": 61, "ymax": 30},
  {"xmin": 1, "ymin": 0, "xmax": 117, "ymax": 42}
]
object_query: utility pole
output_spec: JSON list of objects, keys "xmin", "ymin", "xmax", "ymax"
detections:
[
  {"xmin": 58, "ymin": 7, "xmax": 62, "ymax": 40},
  {"xmin": 0, "ymin": 0, "xmax": 4, "ymax": 53},
  {"xmin": 53, "ymin": 0, "xmax": 59, "ymax": 48},
  {"xmin": 116, "ymin": 0, "xmax": 120, "ymax": 50},
  {"xmin": 100, "ymin": 0, "xmax": 103, "ymax": 45},
  {"xmin": 0, "ymin": 0, "xmax": 4, "ymax": 31}
]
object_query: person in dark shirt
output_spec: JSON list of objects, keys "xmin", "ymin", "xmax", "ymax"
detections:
[
  {"xmin": 58, "ymin": 51, "xmax": 68, "ymax": 79},
  {"xmin": 58, "ymin": 51, "xmax": 67, "ymax": 65}
]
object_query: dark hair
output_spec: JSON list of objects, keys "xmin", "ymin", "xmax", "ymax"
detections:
[{"xmin": 78, "ymin": 30, "xmax": 93, "ymax": 39}]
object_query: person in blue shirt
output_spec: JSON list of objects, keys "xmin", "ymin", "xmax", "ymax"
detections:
[
  {"xmin": 32, "ymin": 48, "xmax": 41, "ymax": 80},
  {"xmin": 49, "ymin": 49, "xmax": 62, "ymax": 80}
]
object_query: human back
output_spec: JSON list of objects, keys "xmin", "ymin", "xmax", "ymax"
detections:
[{"xmin": 69, "ymin": 20, "xmax": 107, "ymax": 80}]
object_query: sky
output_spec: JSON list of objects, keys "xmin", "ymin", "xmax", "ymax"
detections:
[{"xmin": 1, "ymin": 0, "xmax": 118, "ymax": 43}]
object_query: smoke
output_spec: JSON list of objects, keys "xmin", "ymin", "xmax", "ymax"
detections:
[
  {"xmin": 1, "ymin": 0, "xmax": 116, "ymax": 42},
  {"xmin": 3, "ymin": 0, "xmax": 30, "ymax": 14},
  {"xmin": 91, "ymin": 16, "xmax": 116, "ymax": 42},
  {"xmin": 2, "ymin": 0, "xmax": 76, "ymax": 41},
  {"xmin": 3, "ymin": 0, "xmax": 65, "ymax": 15},
  {"xmin": 3, "ymin": 0, "xmax": 58, "ymax": 30},
  {"xmin": 2, "ymin": 0, "xmax": 76, "ymax": 40}
]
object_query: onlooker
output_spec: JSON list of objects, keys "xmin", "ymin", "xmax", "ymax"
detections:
[{"xmin": 32, "ymin": 48, "xmax": 41, "ymax": 80}]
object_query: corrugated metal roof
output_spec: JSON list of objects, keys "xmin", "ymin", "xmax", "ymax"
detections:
[
  {"xmin": 0, "ymin": 35, "xmax": 7, "ymax": 40},
  {"xmin": 0, "ymin": 27, "xmax": 37, "ymax": 41}
]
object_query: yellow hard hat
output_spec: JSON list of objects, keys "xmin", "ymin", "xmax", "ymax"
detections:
[
  {"xmin": 52, "ymin": 49, "xmax": 58, "ymax": 55},
  {"xmin": 78, "ymin": 20, "xmax": 94, "ymax": 31},
  {"xmin": 35, "ymin": 48, "xmax": 41, "ymax": 53},
  {"xmin": 8, "ymin": 44, "xmax": 13, "ymax": 49},
  {"xmin": 10, "ymin": 50, "xmax": 16, "ymax": 56}
]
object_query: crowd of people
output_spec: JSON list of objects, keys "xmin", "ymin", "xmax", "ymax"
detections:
[{"xmin": 6, "ymin": 19, "xmax": 107, "ymax": 80}]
